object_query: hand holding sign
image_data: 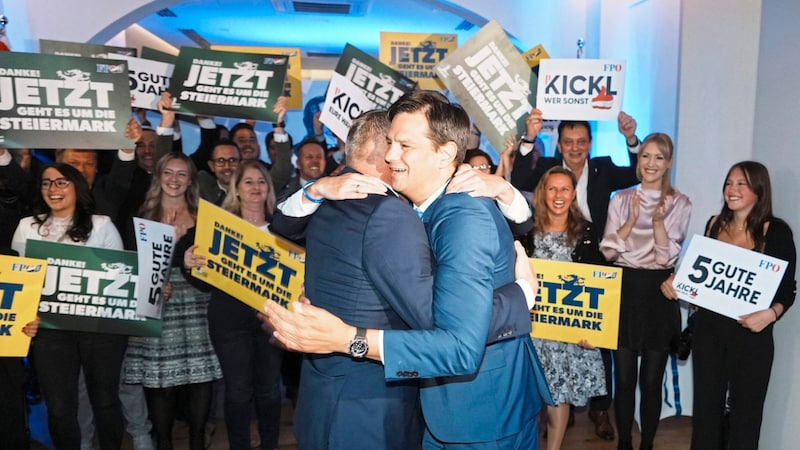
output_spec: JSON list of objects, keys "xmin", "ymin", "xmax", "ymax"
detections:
[
  {"xmin": 525, "ymin": 108, "xmax": 544, "ymax": 137},
  {"xmin": 672, "ymin": 235, "xmax": 788, "ymax": 320},
  {"xmin": 738, "ymin": 305, "xmax": 780, "ymax": 333},
  {"xmin": 617, "ymin": 111, "xmax": 638, "ymax": 143}
]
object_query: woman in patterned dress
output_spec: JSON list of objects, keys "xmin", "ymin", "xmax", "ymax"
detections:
[
  {"xmin": 527, "ymin": 166, "xmax": 607, "ymax": 450},
  {"xmin": 123, "ymin": 153, "xmax": 222, "ymax": 450}
]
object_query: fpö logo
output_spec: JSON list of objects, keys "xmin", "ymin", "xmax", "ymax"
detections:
[
  {"xmin": 758, "ymin": 259, "xmax": 782, "ymax": 272},
  {"xmin": 603, "ymin": 63, "xmax": 623, "ymax": 72},
  {"xmin": 592, "ymin": 270, "xmax": 617, "ymax": 279},
  {"xmin": 137, "ymin": 221, "xmax": 148, "ymax": 242},
  {"xmin": 11, "ymin": 263, "xmax": 42, "ymax": 272}
]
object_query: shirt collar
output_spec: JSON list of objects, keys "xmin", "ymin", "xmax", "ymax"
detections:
[{"xmin": 413, "ymin": 180, "xmax": 449, "ymax": 217}]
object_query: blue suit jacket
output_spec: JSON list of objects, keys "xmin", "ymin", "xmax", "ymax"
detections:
[
  {"xmin": 269, "ymin": 170, "xmax": 535, "ymax": 450},
  {"xmin": 383, "ymin": 192, "xmax": 551, "ymax": 444}
]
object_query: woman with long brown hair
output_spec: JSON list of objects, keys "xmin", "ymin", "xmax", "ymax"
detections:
[
  {"xmin": 527, "ymin": 166, "xmax": 607, "ymax": 450},
  {"xmin": 122, "ymin": 153, "xmax": 221, "ymax": 450},
  {"xmin": 662, "ymin": 161, "xmax": 795, "ymax": 449}
]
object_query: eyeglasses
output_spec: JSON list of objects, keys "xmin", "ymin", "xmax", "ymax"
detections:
[
  {"xmin": 560, "ymin": 139, "xmax": 590, "ymax": 147},
  {"xmin": 212, "ymin": 157, "xmax": 241, "ymax": 167},
  {"xmin": 41, "ymin": 178, "xmax": 72, "ymax": 190},
  {"xmin": 472, "ymin": 164, "xmax": 491, "ymax": 171}
]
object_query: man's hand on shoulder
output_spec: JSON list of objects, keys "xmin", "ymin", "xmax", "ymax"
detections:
[
  {"xmin": 306, "ymin": 173, "xmax": 387, "ymax": 201},
  {"xmin": 448, "ymin": 164, "xmax": 514, "ymax": 203}
]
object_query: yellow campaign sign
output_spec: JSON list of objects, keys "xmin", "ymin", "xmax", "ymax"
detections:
[
  {"xmin": 530, "ymin": 258, "xmax": 622, "ymax": 349},
  {"xmin": 192, "ymin": 200, "xmax": 305, "ymax": 312},
  {"xmin": 379, "ymin": 31, "xmax": 457, "ymax": 90},
  {"xmin": 522, "ymin": 44, "xmax": 550, "ymax": 69},
  {"xmin": 0, "ymin": 255, "xmax": 47, "ymax": 357},
  {"xmin": 212, "ymin": 45, "xmax": 303, "ymax": 110}
]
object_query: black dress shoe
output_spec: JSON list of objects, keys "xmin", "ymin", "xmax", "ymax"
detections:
[{"xmin": 588, "ymin": 409, "xmax": 616, "ymax": 441}]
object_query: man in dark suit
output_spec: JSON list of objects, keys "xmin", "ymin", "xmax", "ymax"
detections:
[
  {"xmin": 266, "ymin": 92, "xmax": 551, "ymax": 449},
  {"xmin": 511, "ymin": 109, "xmax": 642, "ymax": 440},
  {"xmin": 276, "ymin": 137, "xmax": 327, "ymax": 204},
  {"xmin": 197, "ymin": 140, "xmax": 241, "ymax": 205},
  {"xmin": 511, "ymin": 109, "xmax": 641, "ymax": 242},
  {"xmin": 269, "ymin": 108, "xmax": 540, "ymax": 450}
]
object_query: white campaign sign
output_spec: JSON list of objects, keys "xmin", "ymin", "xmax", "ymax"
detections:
[
  {"xmin": 536, "ymin": 59, "xmax": 626, "ymax": 121},
  {"xmin": 133, "ymin": 218, "xmax": 175, "ymax": 319},
  {"xmin": 672, "ymin": 235, "xmax": 787, "ymax": 319},
  {"xmin": 107, "ymin": 54, "xmax": 175, "ymax": 110},
  {"xmin": 320, "ymin": 72, "xmax": 378, "ymax": 142}
]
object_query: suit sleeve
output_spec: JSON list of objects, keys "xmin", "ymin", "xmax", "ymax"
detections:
[
  {"xmin": 363, "ymin": 199, "xmax": 435, "ymax": 330},
  {"xmin": 382, "ymin": 195, "xmax": 499, "ymax": 380},
  {"xmin": 269, "ymin": 139, "xmax": 294, "ymax": 193},
  {"xmin": 487, "ymin": 283, "xmax": 532, "ymax": 343},
  {"xmin": 269, "ymin": 200, "xmax": 312, "ymax": 243},
  {"xmin": 607, "ymin": 150, "xmax": 640, "ymax": 191},
  {"xmin": 93, "ymin": 156, "xmax": 136, "ymax": 221}
]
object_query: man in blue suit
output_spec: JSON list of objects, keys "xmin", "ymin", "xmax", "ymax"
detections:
[
  {"xmin": 269, "ymin": 110, "xmax": 539, "ymax": 450},
  {"xmin": 266, "ymin": 92, "xmax": 551, "ymax": 449}
]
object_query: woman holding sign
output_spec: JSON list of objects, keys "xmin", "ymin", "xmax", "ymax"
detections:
[
  {"xmin": 11, "ymin": 163, "xmax": 128, "ymax": 450},
  {"xmin": 600, "ymin": 133, "xmax": 691, "ymax": 450},
  {"xmin": 122, "ymin": 153, "xmax": 222, "ymax": 450},
  {"xmin": 525, "ymin": 166, "xmax": 607, "ymax": 450},
  {"xmin": 661, "ymin": 161, "xmax": 796, "ymax": 449},
  {"xmin": 183, "ymin": 159, "xmax": 285, "ymax": 450}
]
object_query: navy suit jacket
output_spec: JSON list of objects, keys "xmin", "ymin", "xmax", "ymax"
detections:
[
  {"xmin": 269, "ymin": 170, "xmax": 534, "ymax": 450},
  {"xmin": 512, "ymin": 148, "xmax": 639, "ymax": 240},
  {"xmin": 383, "ymin": 192, "xmax": 550, "ymax": 445}
]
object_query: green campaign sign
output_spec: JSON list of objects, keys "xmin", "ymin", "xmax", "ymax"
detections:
[
  {"xmin": 39, "ymin": 39, "xmax": 137, "ymax": 58},
  {"xmin": 25, "ymin": 240, "xmax": 163, "ymax": 337},
  {"xmin": 168, "ymin": 46, "xmax": 288, "ymax": 121},
  {"xmin": 334, "ymin": 44, "xmax": 416, "ymax": 110},
  {"xmin": 436, "ymin": 20, "xmax": 537, "ymax": 153},
  {"xmin": 0, "ymin": 52, "xmax": 133, "ymax": 149}
]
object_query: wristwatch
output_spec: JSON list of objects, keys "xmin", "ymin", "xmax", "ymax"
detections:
[
  {"xmin": 520, "ymin": 135, "xmax": 537, "ymax": 144},
  {"xmin": 348, "ymin": 327, "xmax": 368, "ymax": 358},
  {"xmin": 272, "ymin": 121, "xmax": 286, "ymax": 128}
]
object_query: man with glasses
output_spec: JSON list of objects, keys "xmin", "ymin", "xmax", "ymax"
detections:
[
  {"xmin": 199, "ymin": 140, "xmax": 241, "ymax": 205},
  {"xmin": 512, "ymin": 110, "xmax": 641, "ymax": 242}
]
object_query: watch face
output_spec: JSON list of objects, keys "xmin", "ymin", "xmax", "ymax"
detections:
[{"xmin": 349, "ymin": 338, "xmax": 368, "ymax": 358}]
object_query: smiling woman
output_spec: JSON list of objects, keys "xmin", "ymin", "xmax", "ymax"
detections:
[
  {"xmin": 10, "ymin": 163, "xmax": 128, "ymax": 450},
  {"xmin": 121, "ymin": 152, "xmax": 222, "ymax": 450},
  {"xmin": 599, "ymin": 132, "xmax": 692, "ymax": 450}
]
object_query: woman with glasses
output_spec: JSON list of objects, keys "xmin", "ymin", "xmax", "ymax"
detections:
[
  {"xmin": 600, "ymin": 133, "xmax": 691, "ymax": 450},
  {"xmin": 122, "ymin": 153, "xmax": 222, "ymax": 450},
  {"xmin": 183, "ymin": 160, "xmax": 284, "ymax": 450},
  {"xmin": 465, "ymin": 148, "xmax": 495, "ymax": 174},
  {"xmin": 11, "ymin": 163, "xmax": 128, "ymax": 450}
]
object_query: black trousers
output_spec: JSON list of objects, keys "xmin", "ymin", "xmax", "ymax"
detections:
[
  {"xmin": 691, "ymin": 309, "xmax": 774, "ymax": 450},
  {"xmin": 33, "ymin": 329, "xmax": 127, "ymax": 450},
  {"xmin": 0, "ymin": 358, "xmax": 28, "ymax": 449}
]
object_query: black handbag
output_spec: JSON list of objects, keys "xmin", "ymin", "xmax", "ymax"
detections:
[{"xmin": 673, "ymin": 310, "xmax": 695, "ymax": 360}]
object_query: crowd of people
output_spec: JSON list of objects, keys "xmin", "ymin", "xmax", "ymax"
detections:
[{"xmin": 0, "ymin": 87, "xmax": 795, "ymax": 450}]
